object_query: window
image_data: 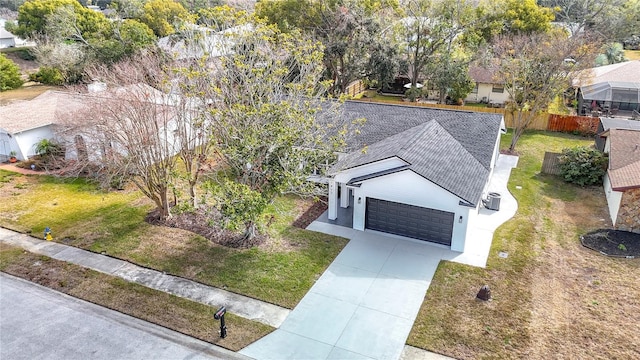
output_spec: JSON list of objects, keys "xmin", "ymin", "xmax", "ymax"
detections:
[
  {"xmin": 492, "ymin": 85, "xmax": 504, "ymax": 93},
  {"xmin": 471, "ymin": 83, "xmax": 478, "ymax": 94}
]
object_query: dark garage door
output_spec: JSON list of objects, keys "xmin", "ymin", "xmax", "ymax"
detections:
[{"xmin": 365, "ymin": 198, "xmax": 454, "ymax": 246}]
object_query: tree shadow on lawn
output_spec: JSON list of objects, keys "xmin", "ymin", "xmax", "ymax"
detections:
[{"xmin": 535, "ymin": 172, "xmax": 580, "ymax": 202}]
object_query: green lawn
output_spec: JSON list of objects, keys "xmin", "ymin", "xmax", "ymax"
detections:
[
  {"xmin": 407, "ymin": 131, "xmax": 640, "ymax": 359},
  {"xmin": 0, "ymin": 172, "xmax": 347, "ymax": 309}
]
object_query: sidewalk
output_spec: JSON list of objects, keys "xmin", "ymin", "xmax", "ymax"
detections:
[{"xmin": 0, "ymin": 227, "xmax": 289, "ymax": 328}]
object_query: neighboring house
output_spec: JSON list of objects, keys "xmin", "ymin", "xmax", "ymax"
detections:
[
  {"xmin": 601, "ymin": 128, "xmax": 640, "ymax": 234},
  {"xmin": 595, "ymin": 118, "xmax": 640, "ymax": 152},
  {"xmin": 0, "ymin": 91, "xmax": 85, "ymax": 161},
  {"xmin": 0, "ymin": 84, "xmax": 178, "ymax": 163},
  {"xmin": 326, "ymin": 102, "xmax": 504, "ymax": 252},
  {"xmin": 465, "ymin": 64, "xmax": 510, "ymax": 106},
  {"xmin": 572, "ymin": 60, "xmax": 640, "ymax": 115},
  {"xmin": 158, "ymin": 24, "xmax": 252, "ymax": 61},
  {"xmin": 0, "ymin": 26, "xmax": 15, "ymax": 48}
]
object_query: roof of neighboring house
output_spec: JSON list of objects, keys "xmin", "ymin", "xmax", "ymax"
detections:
[
  {"xmin": 468, "ymin": 63, "xmax": 502, "ymax": 85},
  {"xmin": 331, "ymin": 102, "xmax": 503, "ymax": 205},
  {"xmin": 572, "ymin": 60, "xmax": 640, "ymax": 88},
  {"xmin": 0, "ymin": 91, "xmax": 86, "ymax": 134},
  {"xmin": 0, "ymin": 84, "xmax": 170, "ymax": 135},
  {"xmin": 158, "ymin": 24, "xmax": 252, "ymax": 60},
  {"xmin": 0, "ymin": 27, "xmax": 14, "ymax": 40},
  {"xmin": 607, "ymin": 128, "xmax": 640, "ymax": 191},
  {"xmin": 600, "ymin": 118, "xmax": 640, "ymax": 132}
]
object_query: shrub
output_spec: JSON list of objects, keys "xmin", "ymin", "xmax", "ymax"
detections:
[
  {"xmin": 405, "ymin": 86, "xmax": 422, "ymax": 102},
  {"xmin": 558, "ymin": 146, "xmax": 608, "ymax": 186},
  {"xmin": 30, "ymin": 67, "xmax": 65, "ymax": 85},
  {"xmin": 0, "ymin": 53, "xmax": 24, "ymax": 91}
]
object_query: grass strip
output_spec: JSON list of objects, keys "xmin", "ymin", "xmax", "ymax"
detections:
[{"xmin": 0, "ymin": 244, "xmax": 274, "ymax": 352}]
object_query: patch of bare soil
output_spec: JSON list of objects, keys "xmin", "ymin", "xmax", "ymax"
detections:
[
  {"xmin": 581, "ymin": 229, "xmax": 640, "ymax": 257},
  {"xmin": 146, "ymin": 208, "xmax": 266, "ymax": 248},
  {"xmin": 292, "ymin": 196, "xmax": 327, "ymax": 229}
]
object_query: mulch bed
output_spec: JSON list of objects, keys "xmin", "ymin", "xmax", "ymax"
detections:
[
  {"xmin": 292, "ymin": 197, "xmax": 328, "ymax": 229},
  {"xmin": 145, "ymin": 208, "xmax": 266, "ymax": 248},
  {"xmin": 581, "ymin": 229, "xmax": 640, "ymax": 257}
]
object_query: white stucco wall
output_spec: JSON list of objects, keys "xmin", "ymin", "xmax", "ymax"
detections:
[
  {"xmin": 350, "ymin": 170, "xmax": 471, "ymax": 252},
  {"xmin": 603, "ymin": 173, "xmax": 623, "ymax": 225},
  {"xmin": 9, "ymin": 126, "xmax": 54, "ymax": 160},
  {"xmin": 465, "ymin": 83, "xmax": 510, "ymax": 104}
]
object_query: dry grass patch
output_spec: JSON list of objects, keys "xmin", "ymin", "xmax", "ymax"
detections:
[
  {"xmin": 0, "ymin": 84, "xmax": 56, "ymax": 105},
  {"xmin": 408, "ymin": 131, "xmax": 640, "ymax": 359},
  {"xmin": 0, "ymin": 244, "xmax": 274, "ymax": 351}
]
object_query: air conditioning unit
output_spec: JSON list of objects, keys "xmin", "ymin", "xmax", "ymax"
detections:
[{"xmin": 485, "ymin": 192, "xmax": 501, "ymax": 211}]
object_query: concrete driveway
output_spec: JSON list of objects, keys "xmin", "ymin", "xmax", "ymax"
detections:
[
  {"xmin": 240, "ymin": 230, "xmax": 440, "ymax": 360},
  {"xmin": 240, "ymin": 154, "xmax": 519, "ymax": 360}
]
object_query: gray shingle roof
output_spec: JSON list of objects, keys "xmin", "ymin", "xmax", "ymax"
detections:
[{"xmin": 332, "ymin": 101, "xmax": 503, "ymax": 205}]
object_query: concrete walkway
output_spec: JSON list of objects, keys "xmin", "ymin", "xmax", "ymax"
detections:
[
  {"xmin": 240, "ymin": 154, "xmax": 519, "ymax": 360},
  {"xmin": 0, "ymin": 227, "xmax": 289, "ymax": 328}
]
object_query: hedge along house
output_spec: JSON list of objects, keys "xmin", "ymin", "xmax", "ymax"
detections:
[
  {"xmin": 601, "ymin": 128, "xmax": 640, "ymax": 234},
  {"xmin": 325, "ymin": 102, "xmax": 505, "ymax": 252}
]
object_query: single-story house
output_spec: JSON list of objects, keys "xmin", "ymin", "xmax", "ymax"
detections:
[
  {"xmin": 0, "ymin": 26, "xmax": 16, "ymax": 48},
  {"xmin": 465, "ymin": 64, "xmax": 510, "ymax": 106},
  {"xmin": 0, "ymin": 91, "xmax": 85, "ymax": 161},
  {"xmin": 601, "ymin": 128, "xmax": 640, "ymax": 234},
  {"xmin": 572, "ymin": 61, "xmax": 640, "ymax": 115},
  {"xmin": 326, "ymin": 102, "xmax": 505, "ymax": 252},
  {"xmin": 595, "ymin": 118, "xmax": 640, "ymax": 152}
]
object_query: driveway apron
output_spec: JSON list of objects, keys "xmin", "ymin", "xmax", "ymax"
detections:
[{"xmin": 240, "ymin": 230, "xmax": 443, "ymax": 360}]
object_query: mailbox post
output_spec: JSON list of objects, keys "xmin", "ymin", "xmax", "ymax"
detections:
[{"xmin": 214, "ymin": 306, "xmax": 227, "ymax": 338}]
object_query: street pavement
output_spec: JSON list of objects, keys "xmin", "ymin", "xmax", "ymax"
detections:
[{"xmin": 0, "ymin": 273, "xmax": 251, "ymax": 360}]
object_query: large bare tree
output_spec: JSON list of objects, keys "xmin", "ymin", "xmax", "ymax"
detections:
[
  {"xmin": 62, "ymin": 52, "xmax": 180, "ymax": 220},
  {"xmin": 492, "ymin": 30, "xmax": 596, "ymax": 152}
]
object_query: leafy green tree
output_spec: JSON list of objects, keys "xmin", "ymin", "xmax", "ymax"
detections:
[
  {"xmin": 257, "ymin": 0, "xmax": 399, "ymax": 95},
  {"xmin": 428, "ymin": 52, "xmax": 474, "ymax": 104},
  {"xmin": 0, "ymin": 54, "xmax": 24, "ymax": 91},
  {"xmin": 200, "ymin": 24, "xmax": 351, "ymax": 242},
  {"xmin": 396, "ymin": 0, "xmax": 477, "ymax": 88},
  {"xmin": 481, "ymin": 0, "xmax": 555, "ymax": 39},
  {"xmin": 93, "ymin": 19, "xmax": 156, "ymax": 63},
  {"xmin": 196, "ymin": 4, "xmax": 251, "ymax": 30},
  {"xmin": 139, "ymin": 0, "xmax": 193, "ymax": 37},
  {"xmin": 559, "ymin": 146, "xmax": 608, "ymax": 186},
  {"xmin": 13, "ymin": 0, "xmax": 86, "ymax": 38}
]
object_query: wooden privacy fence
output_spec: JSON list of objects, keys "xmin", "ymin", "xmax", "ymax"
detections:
[
  {"xmin": 541, "ymin": 152, "xmax": 563, "ymax": 175},
  {"xmin": 345, "ymin": 80, "xmax": 366, "ymax": 97},
  {"xmin": 547, "ymin": 114, "xmax": 599, "ymax": 133}
]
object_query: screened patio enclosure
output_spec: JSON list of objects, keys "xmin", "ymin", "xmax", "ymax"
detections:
[{"xmin": 578, "ymin": 81, "xmax": 640, "ymax": 115}]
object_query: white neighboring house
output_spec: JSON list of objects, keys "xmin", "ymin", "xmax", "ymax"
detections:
[
  {"xmin": 0, "ymin": 19, "xmax": 32, "ymax": 48},
  {"xmin": 0, "ymin": 91, "xmax": 85, "ymax": 162},
  {"xmin": 0, "ymin": 26, "xmax": 15, "ymax": 48},
  {"xmin": 600, "ymin": 128, "xmax": 640, "ymax": 234},
  {"xmin": 465, "ymin": 64, "xmax": 510, "ymax": 106},
  {"xmin": 325, "ymin": 102, "xmax": 505, "ymax": 252}
]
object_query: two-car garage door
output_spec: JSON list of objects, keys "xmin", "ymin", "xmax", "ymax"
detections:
[{"xmin": 365, "ymin": 198, "xmax": 454, "ymax": 246}]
